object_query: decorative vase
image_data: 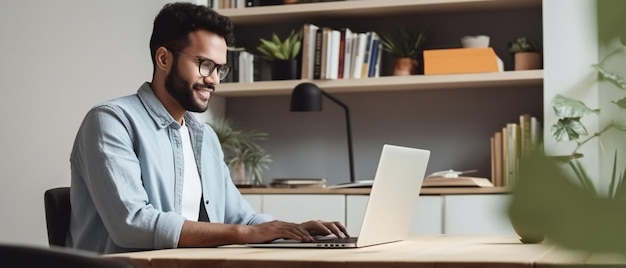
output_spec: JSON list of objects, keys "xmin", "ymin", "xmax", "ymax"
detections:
[
  {"xmin": 271, "ymin": 59, "xmax": 299, "ymax": 80},
  {"xmin": 231, "ymin": 162, "xmax": 254, "ymax": 185},
  {"xmin": 508, "ymin": 209, "xmax": 545, "ymax": 244},
  {"xmin": 514, "ymin": 52, "xmax": 542, "ymax": 70},
  {"xmin": 393, "ymin": 57, "xmax": 418, "ymax": 76}
]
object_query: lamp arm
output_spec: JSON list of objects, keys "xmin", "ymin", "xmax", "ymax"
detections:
[{"xmin": 321, "ymin": 90, "xmax": 355, "ymax": 183}]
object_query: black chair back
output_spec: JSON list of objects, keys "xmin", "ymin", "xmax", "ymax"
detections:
[
  {"xmin": 0, "ymin": 244, "xmax": 136, "ymax": 268},
  {"xmin": 44, "ymin": 187, "xmax": 71, "ymax": 247}
]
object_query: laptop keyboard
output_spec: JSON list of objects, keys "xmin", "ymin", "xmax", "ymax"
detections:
[{"xmin": 307, "ymin": 236, "xmax": 358, "ymax": 243}]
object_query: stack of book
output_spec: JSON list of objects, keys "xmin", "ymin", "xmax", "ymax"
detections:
[
  {"xmin": 490, "ymin": 113, "xmax": 542, "ymax": 187},
  {"xmin": 222, "ymin": 47, "xmax": 272, "ymax": 83},
  {"xmin": 270, "ymin": 178, "xmax": 327, "ymax": 189},
  {"xmin": 301, "ymin": 23, "xmax": 382, "ymax": 80}
]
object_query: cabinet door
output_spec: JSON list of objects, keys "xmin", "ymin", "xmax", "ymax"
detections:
[
  {"xmin": 242, "ymin": 194, "xmax": 263, "ymax": 213},
  {"xmin": 444, "ymin": 194, "xmax": 515, "ymax": 235},
  {"xmin": 262, "ymin": 194, "xmax": 345, "ymax": 224},
  {"xmin": 346, "ymin": 195, "xmax": 443, "ymax": 236}
]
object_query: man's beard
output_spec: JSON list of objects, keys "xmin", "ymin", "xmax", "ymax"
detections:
[{"xmin": 165, "ymin": 59, "xmax": 210, "ymax": 113}]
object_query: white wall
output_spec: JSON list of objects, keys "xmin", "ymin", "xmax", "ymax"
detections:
[
  {"xmin": 596, "ymin": 0, "xmax": 626, "ymax": 194},
  {"xmin": 0, "ymin": 0, "xmax": 173, "ymax": 246},
  {"xmin": 542, "ymin": 0, "xmax": 600, "ymax": 184}
]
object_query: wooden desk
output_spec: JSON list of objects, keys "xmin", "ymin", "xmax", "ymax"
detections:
[{"xmin": 108, "ymin": 235, "xmax": 626, "ymax": 268}]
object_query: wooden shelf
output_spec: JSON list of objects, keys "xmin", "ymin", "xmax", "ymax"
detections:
[
  {"xmin": 237, "ymin": 186, "xmax": 510, "ymax": 195},
  {"xmin": 215, "ymin": 70, "xmax": 543, "ymax": 97},
  {"xmin": 219, "ymin": 0, "xmax": 542, "ymax": 25}
]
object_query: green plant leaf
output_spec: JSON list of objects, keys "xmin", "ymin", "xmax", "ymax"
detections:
[
  {"xmin": 272, "ymin": 33, "xmax": 281, "ymax": 44},
  {"xmin": 259, "ymin": 38, "xmax": 280, "ymax": 52},
  {"xmin": 282, "ymin": 37, "xmax": 291, "ymax": 60},
  {"xmin": 568, "ymin": 160, "xmax": 596, "ymax": 194},
  {"xmin": 273, "ymin": 50, "xmax": 286, "ymax": 60},
  {"xmin": 609, "ymin": 151, "xmax": 618, "ymax": 199},
  {"xmin": 257, "ymin": 29, "xmax": 302, "ymax": 60},
  {"xmin": 552, "ymin": 94, "xmax": 600, "ymax": 118},
  {"xmin": 593, "ymin": 64, "xmax": 626, "ymax": 89},
  {"xmin": 256, "ymin": 46, "xmax": 275, "ymax": 59},
  {"xmin": 508, "ymin": 37, "xmax": 540, "ymax": 53},
  {"xmin": 611, "ymin": 97, "xmax": 626, "ymax": 109},
  {"xmin": 378, "ymin": 25, "xmax": 430, "ymax": 58},
  {"xmin": 208, "ymin": 118, "xmax": 272, "ymax": 183},
  {"xmin": 615, "ymin": 166, "xmax": 626, "ymax": 200},
  {"xmin": 551, "ymin": 118, "xmax": 588, "ymax": 142},
  {"xmin": 291, "ymin": 40, "xmax": 301, "ymax": 59}
]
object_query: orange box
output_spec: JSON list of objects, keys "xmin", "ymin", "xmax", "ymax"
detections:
[{"xmin": 423, "ymin": 47, "xmax": 501, "ymax": 75}]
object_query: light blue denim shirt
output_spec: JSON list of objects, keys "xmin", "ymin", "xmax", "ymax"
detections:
[{"xmin": 68, "ymin": 82, "xmax": 273, "ymax": 254}]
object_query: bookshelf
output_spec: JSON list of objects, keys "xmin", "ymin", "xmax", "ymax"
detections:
[
  {"xmin": 219, "ymin": 0, "xmax": 543, "ymax": 186},
  {"xmin": 217, "ymin": 0, "xmax": 543, "ymax": 97},
  {"xmin": 218, "ymin": 0, "xmax": 541, "ymax": 236}
]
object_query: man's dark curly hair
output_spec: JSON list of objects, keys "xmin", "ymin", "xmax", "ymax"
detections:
[{"xmin": 149, "ymin": 2, "xmax": 234, "ymax": 68}]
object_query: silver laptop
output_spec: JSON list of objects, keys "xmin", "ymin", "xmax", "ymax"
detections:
[{"xmin": 247, "ymin": 144, "xmax": 430, "ymax": 248}]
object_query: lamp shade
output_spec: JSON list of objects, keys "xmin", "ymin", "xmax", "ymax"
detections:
[{"xmin": 290, "ymin": 82, "xmax": 322, "ymax": 111}]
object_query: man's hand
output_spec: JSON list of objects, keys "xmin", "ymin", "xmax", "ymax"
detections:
[
  {"xmin": 242, "ymin": 220, "xmax": 315, "ymax": 243},
  {"xmin": 242, "ymin": 220, "xmax": 350, "ymax": 243},
  {"xmin": 298, "ymin": 220, "xmax": 350, "ymax": 238}
]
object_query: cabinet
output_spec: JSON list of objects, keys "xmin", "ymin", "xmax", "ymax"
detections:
[
  {"xmin": 241, "ymin": 188, "xmax": 515, "ymax": 236},
  {"xmin": 346, "ymin": 195, "xmax": 443, "ymax": 235},
  {"xmin": 444, "ymin": 194, "xmax": 514, "ymax": 234},
  {"xmin": 262, "ymin": 194, "xmax": 345, "ymax": 223}
]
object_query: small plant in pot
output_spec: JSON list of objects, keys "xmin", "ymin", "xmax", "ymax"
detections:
[
  {"xmin": 208, "ymin": 118, "xmax": 272, "ymax": 186},
  {"xmin": 257, "ymin": 29, "xmax": 302, "ymax": 80},
  {"xmin": 379, "ymin": 26, "xmax": 430, "ymax": 76},
  {"xmin": 508, "ymin": 37, "xmax": 542, "ymax": 70}
]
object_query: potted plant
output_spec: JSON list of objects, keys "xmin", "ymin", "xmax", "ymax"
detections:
[
  {"xmin": 508, "ymin": 47, "xmax": 626, "ymax": 245},
  {"xmin": 379, "ymin": 26, "xmax": 430, "ymax": 76},
  {"xmin": 208, "ymin": 118, "xmax": 272, "ymax": 186},
  {"xmin": 257, "ymin": 29, "xmax": 302, "ymax": 80},
  {"xmin": 508, "ymin": 37, "xmax": 542, "ymax": 70}
]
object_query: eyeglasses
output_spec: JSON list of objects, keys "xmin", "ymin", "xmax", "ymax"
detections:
[{"xmin": 169, "ymin": 49, "xmax": 231, "ymax": 81}]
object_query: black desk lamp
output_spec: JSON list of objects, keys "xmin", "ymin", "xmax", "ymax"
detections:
[{"xmin": 290, "ymin": 82, "xmax": 355, "ymax": 183}]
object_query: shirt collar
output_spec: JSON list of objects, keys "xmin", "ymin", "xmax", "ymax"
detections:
[{"xmin": 137, "ymin": 82, "xmax": 205, "ymax": 131}]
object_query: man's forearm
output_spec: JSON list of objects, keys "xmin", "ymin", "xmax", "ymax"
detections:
[{"xmin": 178, "ymin": 221, "xmax": 247, "ymax": 247}]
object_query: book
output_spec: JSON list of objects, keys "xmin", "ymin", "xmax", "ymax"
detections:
[
  {"xmin": 224, "ymin": 47, "xmax": 245, "ymax": 83},
  {"xmin": 360, "ymin": 31, "xmax": 374, "ymax": 78},
  {"xmin": 493, "ymin": 131, "xmax": 503, "ymax": 187},
  {"xmin": 351, "ymin": 32, "xmax": 367, "ymax": 79},
  {"xmin": 319, "ymin": 27, "xmax": 331, "ymax": 80},
  {"xmin": 326, "ymin": 29, "xmax": 341, "ymax": 80},
  {"xmin": 423, "ymin": 47, "xmax": 501, "ymax": 75},
  {"xmin": 519, "ymin": 113, "xmax": 531, "ymax": 158},
  {"xmin": 367, "ymin": 35, "xmax": 380, "ymax": 77},
  {"xmin": 238, "ymin": 51, "xmax": 254, "ymax": 83},
  {"xmin": 300, "ymin": 23, "xmax": 319, "ymax": 80},
  {"xmin": 502, "ymin": 126, "xmax": 509, "ymax": 186},
  {"xmin": 506, "ymin": 123, "xmax": 519, "ymax": 186},
  {"xmin": 422, "ymin": 176, "xmax": 494, "ymax": 188},
  {"xmin": 340, "ymin": 28, "xmax": 353, "ymax": 79},
  {"xmin": 313, "ymin": 28, "xmax": 324, "ymax": 79},
  {"xmin": 270, "ymin": 178, "xmax": 327, "ymax": 188}
]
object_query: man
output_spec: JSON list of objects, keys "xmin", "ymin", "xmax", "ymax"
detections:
[{"xmin": 69, "ymin": 2, "xmax": 348, "ymax": 254}]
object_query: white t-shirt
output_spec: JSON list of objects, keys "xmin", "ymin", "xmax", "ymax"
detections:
[{"xmin": 180, "ymin": 121, "xmax": 202, "ymax": 221}]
